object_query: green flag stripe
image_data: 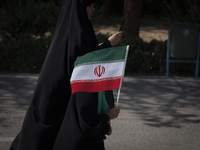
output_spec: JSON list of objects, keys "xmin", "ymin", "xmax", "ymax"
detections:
[
  {"xmin": 74, "ymin": 46, "xmax": 127, "ymax": 67},
  {"xmin": 74, "ymin": 59, "xmax": 124, "ymax": 68}
]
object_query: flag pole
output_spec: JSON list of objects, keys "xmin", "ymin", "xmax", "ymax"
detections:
[{"xmin": 116, "ymin": 45, "xmax": 129, "ymax": 107}]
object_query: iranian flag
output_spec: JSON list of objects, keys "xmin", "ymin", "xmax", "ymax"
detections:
[{"xmin": 70, "ymin": 46, "xmax": 129, "ymax": 96}]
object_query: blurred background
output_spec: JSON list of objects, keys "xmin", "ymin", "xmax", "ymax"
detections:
[{"xmin": 0, "ymin": 0, "xmax": 200, "ymax": 76}]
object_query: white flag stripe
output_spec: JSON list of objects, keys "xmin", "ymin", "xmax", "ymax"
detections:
[{"xmin": 70, "ymin": 61, "xmax": 124, "ymax": 82}]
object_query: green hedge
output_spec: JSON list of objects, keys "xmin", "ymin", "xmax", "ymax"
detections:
[
  {"xmin": 0, "ymin": 34, "xmax": 199, "ymax": 76},
  {"xmin": 0, "ymin": 35, "xmax": 50, "ymax": 73},
  {"xmin": 119, "ymin": 38, "xmax": 167, "ymax": 76},
  {"xmin": 0, "ymin": 0, "xmax": 59, "ymax": 37}
]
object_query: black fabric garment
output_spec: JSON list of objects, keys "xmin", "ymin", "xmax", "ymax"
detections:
[
  {"xmin": 10, "ymin": 0, "xmax": 103, "ymax": 150},
  {"xmin": 53, "ymin": 39, "xmax": 113, "ymax": 150},
  {"xmin": 53, "ymin": 91, "xmax": 114, "ymax": 150}
]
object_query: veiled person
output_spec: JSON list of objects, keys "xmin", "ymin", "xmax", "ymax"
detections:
[{"xmin": 10, "ymin": 0, "xmax": 122, "ymax": 150}]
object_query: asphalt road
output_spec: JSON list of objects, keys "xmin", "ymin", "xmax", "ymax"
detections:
[{"xmin": 0, "ymin": 74, "xmax": 200, "ymax": 150}]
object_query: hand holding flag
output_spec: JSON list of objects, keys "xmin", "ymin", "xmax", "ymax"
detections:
[{"xmin": 107, "ymin": 106, "xmax": 120, "ymax": 119}]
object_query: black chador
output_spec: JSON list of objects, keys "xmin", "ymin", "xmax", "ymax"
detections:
[{"xmin": 10, "ymin": 0, "xmax": 114, "ymax": 150}]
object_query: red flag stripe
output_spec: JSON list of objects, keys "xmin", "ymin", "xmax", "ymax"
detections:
[{"xmin": 71, "ymin": 77, "xmax": 121, "ymax": 94}]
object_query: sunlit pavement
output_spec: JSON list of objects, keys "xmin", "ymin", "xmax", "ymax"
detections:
[{"xmin": 0, "ymin": 74, "xmax": 200, "ymax": 150}]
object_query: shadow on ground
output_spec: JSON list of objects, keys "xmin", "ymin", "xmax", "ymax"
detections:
[
  {"xmin": 0, "ymin": 74, "xmax": 37, "ymax": 126},
  {"xmin": 117, "ymin": 77, "xmax": 200, "ymax": 128},
  {"xmin": 1, "ymin": 75, "xmax": 200, "ymax": 129}
]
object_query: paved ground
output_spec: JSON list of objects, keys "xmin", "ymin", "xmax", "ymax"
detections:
[{"xmin": 0, "ymin": 74, "xmax": 200, "ymax": 150}]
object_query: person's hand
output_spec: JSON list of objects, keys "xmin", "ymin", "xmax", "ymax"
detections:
[
  {"xmin": 107, "ymin": 106, "xmax": 120, "ymax": 120},
  {"xmin": 108, "ymin": 31, "xmax": 123, "ymax": 46}
]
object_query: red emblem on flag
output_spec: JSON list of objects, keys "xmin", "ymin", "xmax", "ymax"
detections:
[{"xmin": 94, "ymin": 65, "xmax": 105, "ymax": 77}]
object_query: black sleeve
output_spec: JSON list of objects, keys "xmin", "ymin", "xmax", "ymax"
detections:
[{"xmin": 95, "ymin": 40, "xmax": 112, "ymax": 50}]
